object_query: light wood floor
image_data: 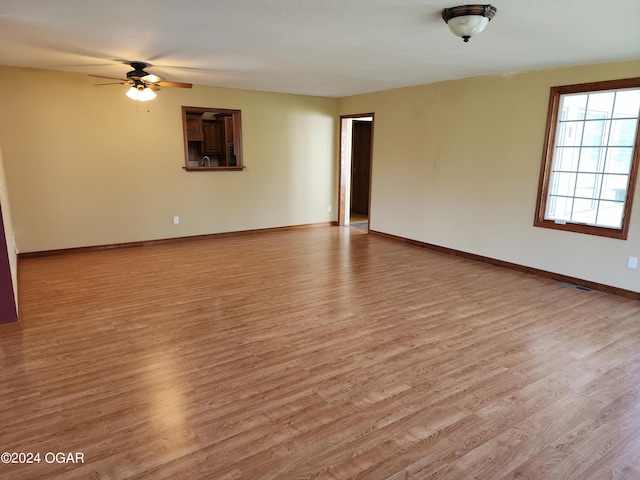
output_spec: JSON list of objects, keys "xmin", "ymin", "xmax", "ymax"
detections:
[
  {"xmin": 2, "ymin": 226, "xmax": 640, "ymax": 479},
  {"xmin": 349, "ymin": 213, "xmax": 368, "ymax": 225}
]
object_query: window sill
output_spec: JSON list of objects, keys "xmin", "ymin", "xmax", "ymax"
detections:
[
  {"xmin": 183, "ymin": 166, "xmax": 246, "ymax": 172},
  {"xmin": 534, "ymin": 218, "xmax": 627, "ymax": 240}
]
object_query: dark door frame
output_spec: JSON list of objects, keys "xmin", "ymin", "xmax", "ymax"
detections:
[
  {"xmin": 338, "ymin": 113, "xmax": 374, "ymax": 227},
  {"xmin": 0, "ymin": 203, "xmax": 18, "ymax": 323}
]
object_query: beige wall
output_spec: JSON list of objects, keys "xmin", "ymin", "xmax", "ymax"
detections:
[
  {"xmin": 0, "ymin": 144, "xmax": 18, "ymax": 306},
  {"xmin": 339, "ymin": 61, "xmax": 640, "ymax": 293},
  {"xmin": 2, "ymin": 62, "xmax": 639, "ymax": 294},
  {"xmin": 0, "ymin": 66, "xmax": 338, "ymax": 252}
]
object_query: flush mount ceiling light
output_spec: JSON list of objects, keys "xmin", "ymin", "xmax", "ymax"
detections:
[{"xmin": 442, "ymin": 4, "xmax": 497, "ymax": 42}]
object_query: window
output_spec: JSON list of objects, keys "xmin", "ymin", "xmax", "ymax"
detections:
[
  {"xmin": 534, "ymin": 78, "xmax": 640, "ymax": 239},
  {"xmin": 182, "ymin": 106, "xmax": 244, "ymax": 171}
]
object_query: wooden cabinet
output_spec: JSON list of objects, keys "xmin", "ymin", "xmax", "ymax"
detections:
[
  {"xmin": 185, "ymin": 115, "xmax": 203, "ymax": 141},
  {"xmin": 202, "ymin": 121, "xmax": 223, "ymax": 155},
  {"xmin": 224, "ymin": 116, "xmax": 234, "ymax": 144},
  {"xmin": 224, "ymin": 116, "xmax": 236, "ymax": 166},
  {"xmin": 203, "ymin": 118, "xmax": 235, "ymax": 165}
]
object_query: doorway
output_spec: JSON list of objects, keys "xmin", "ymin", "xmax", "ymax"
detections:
[{"xmin": 338, "ymin": 114, "xmax": 374, "ymax": 230}]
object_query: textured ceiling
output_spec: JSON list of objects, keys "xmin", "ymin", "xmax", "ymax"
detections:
[{"xmin": 0, "ymin": 0, "xmax": 638, "ymax": 98}]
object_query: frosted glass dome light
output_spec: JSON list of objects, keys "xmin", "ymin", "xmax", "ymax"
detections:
[
  {"xmin": 126, "ymin": 85, "xmax": 157, "ymax": 102},
  {"xmin": 442, "ymin": 4, "xmax": 497, "ymax": 42}
]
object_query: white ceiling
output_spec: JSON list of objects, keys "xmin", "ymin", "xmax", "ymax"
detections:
[{"xmin": 0, "ymin": 0, "xmax": 638, "ymax": 98}]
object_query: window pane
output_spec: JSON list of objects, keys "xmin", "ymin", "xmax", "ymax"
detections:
[
  {"xmin": 556, "ymin": 121, "xmax": 584, "ymax": 147},
  {"xmin": 550, "ymin": 171, "xmax": 576, "ymax": 196},
  {"xmin": 605, "ymin": 147, "xmax": 633, "ymax": 174},
  {"xmin": 560, "ymin": 94, "xmax": 587, "ymax": 121},
  {"xmin": 546, "ymin": 195, "xmax": 572, "ymax": 220},
  {"xmin": 571, "ymin": 198, "xmax": 597, "ymax": 224},
  {"xmin": 582, "ymin": 119, "xmax": 607, "ymax": 146},
  {"xmin": 586, "ymin": 92, "xmax": 615, "ymax": 118},
  {"xmin": 609, "ymin": 119, "xmax": 638, "ymax": 146},
  {"xmin": 601, "ymin": 174, "xmax": 628, "ymax": 201},
  {"xmin": 575, "ymin": 173, "xmax": 599, "ymax": 199},
  {"xmin": 555, "ymin": 147, "xmax": 580, "ymax": 171},
  {"xmin": 578, "ymin": 147, "xmax": 604, "ymax": 172},
  {"xmin": 613, "ymin": 90, "xmax": 640, "ymax": 118},
  {"xmin": 596, "ymin": 201, "xmax": 624, "ymax": 228}
]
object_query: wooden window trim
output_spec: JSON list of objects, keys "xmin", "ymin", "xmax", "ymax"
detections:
[{"xmin": 534, "ymin": 77, "xmax": 640, "ymax": 240}]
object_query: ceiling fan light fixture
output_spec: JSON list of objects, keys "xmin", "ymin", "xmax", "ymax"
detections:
[
  {"xmin": 442, "ymin": 4, "xmax": 497, "ymax": 42},
  {"xmin": 91, "ymin": 61, "xmax": 192, "ymax": 100},
  {"xmin": 139, "ymin": 87, "xmax": 157, "ymax": 101},
  {"xmin": 141, "ymin": 73, "xmax": 162, "ymax": 83},
  {"xmin": 126, "ymin": 85, "xmax": 157, "ymax": 102}
]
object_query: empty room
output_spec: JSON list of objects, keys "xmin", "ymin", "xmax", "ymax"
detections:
[{"xmin": 0, "ymin": 1, "xmax": 639, "ymax": 479}]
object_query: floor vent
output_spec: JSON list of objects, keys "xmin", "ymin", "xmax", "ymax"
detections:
[{"xmin": 558, "ymin": 282, "xmax": 593, "ymax": 292}]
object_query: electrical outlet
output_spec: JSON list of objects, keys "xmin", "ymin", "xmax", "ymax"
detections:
[
  {"xmin": 628, "ymin": 256, "xmax": 638, "ymax": 270},
  {"xmin": 327, "ymin": 205, "xmax": 332, "ymax": 212},
  {"xmin": 173, "ymin": 216, "xmax": 180, "ymax": 225}
]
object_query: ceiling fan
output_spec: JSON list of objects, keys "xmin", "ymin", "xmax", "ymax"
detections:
[{"xmin": 91, "ymin": 61, "xmax": 192, "ymax": 101}]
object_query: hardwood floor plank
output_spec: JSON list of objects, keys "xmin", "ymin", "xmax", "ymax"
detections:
[{"xmin": 1, "ymin": 226, "xmax": 639, "ymax": 479}]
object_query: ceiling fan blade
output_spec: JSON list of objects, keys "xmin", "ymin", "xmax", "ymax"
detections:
[
  {"xmin": 90, "ymin": 74, "xmax": 129, "ymax": 82},
  {"xmin": 148, "ymin": 84, "xmax": 161, "ymax": 92},
  {"xmin": 94, "ymin": 82, "xmax": 126, "ymax": 86},
  {"xmin": 156, "ymin": 81, "xmax": 192, "ymax": 89}
]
